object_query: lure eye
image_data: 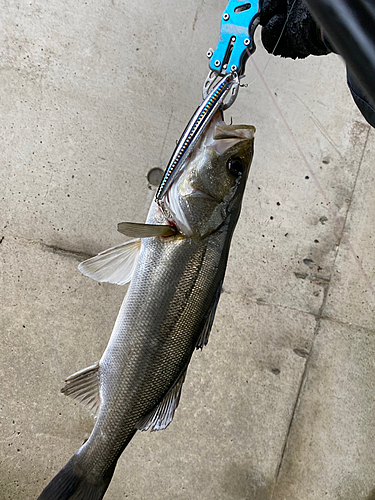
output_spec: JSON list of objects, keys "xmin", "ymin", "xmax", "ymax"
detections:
[{"xmin": 226, "ymin": 157, "xmax": 245, "ymax": 177}]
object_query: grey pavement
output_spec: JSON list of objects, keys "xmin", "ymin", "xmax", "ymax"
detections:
[{"xmin": 1, "ymin": 1, "xmax": 374, "ymax": 499}]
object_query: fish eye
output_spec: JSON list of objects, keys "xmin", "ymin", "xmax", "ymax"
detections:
[{"xmin": 226, "ymin": 157, "xmax": 245, "ymax": 177}]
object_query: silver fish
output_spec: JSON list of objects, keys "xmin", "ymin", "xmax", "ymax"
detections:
[{"xmin": 37, "ymin": 113, "xmax": 255, "ymax": 500}]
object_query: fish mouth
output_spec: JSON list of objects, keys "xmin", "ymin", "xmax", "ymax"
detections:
[
  {"xmin": 200, "ymin": 111, "xmax": 255, "ymax": 155},
  {"xmin": 213, "ymin": 125, "xmax": 255, "ymax": 141}
]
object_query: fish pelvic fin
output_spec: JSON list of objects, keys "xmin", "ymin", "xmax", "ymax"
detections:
[
  {"xmin": 136, "ymin": 367, "xmax": 187, "ymax": 432},
  {"xmin": 78, "ymin": 238, "xmax": 141, "ymax": 286},
  {"xmin": 117, "ymin": 222, "xmax": 176, "ymax": 238},
  {"xmin": 37, "ymin": 454, "xmax": 116, "ymax": 500},
  {"xmin": 61, "ymin": 361, "xmax": 101, "ymax": 417},
  {"xmin": 196, "ymin": 280, "xmax": 223, "ymax": 350}
]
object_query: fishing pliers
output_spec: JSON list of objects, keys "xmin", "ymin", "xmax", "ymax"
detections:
[{"xmin": 156, "ymin": 0, "xmax": 261, "ymax": 201}]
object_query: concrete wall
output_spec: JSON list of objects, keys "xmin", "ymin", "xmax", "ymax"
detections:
[{"xmin": 1, "ymin": 0, "xmax": 374, "ymax": 499}]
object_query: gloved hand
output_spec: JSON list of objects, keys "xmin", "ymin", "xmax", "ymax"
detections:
[{"xmin": 260, "ymin": 0, "xmax": 330, "ymax": 59}]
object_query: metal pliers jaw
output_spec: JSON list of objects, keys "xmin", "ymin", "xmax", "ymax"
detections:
[{"xmin": 203, "ymin": 0, "xmax": 261, "ymax": 107}]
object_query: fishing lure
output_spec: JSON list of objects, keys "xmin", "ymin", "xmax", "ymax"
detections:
[{"xmin": 155, "ymin": 72, "xmax": 240, "ymax": 202}]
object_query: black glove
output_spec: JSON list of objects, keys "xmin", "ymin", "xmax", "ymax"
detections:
[{"xmin": 260, "ymin": 0, "xmax": 330, "ymax": 59}]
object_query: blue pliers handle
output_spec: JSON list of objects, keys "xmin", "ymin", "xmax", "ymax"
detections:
[{"xmin": 208, "ymin": 0, "xmax": 261, "ymax": 76}]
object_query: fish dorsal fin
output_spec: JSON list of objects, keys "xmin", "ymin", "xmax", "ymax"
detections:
[
  {"xmin": 136, "ymin": 367, "xmax": 187, "ymax": 432},
  {"xmin": 61, "ymin": 362, "xmax": 101, "ymax": 417},
  {"xmin": 118, "ymin": 222, "xmax": 176, "ymax": 238},
  {"xmin": 78, "ymin": 239, "xmax": 141, "ymax": 285},
  {"xmin": 196, "ymin": 280, "xmax": 223, "ymax": 350}
]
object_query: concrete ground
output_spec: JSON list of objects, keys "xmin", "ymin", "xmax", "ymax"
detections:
[{"xmin": 1, "ymin": 0, "xmax": 374, "ymax": 499}]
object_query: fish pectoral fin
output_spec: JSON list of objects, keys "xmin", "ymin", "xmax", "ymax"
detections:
[
  {"xmin": 196, "ymin": 280, "xmax": 223, "ymax": 350},
  {"xmin": 136, "ymin": 367, "xmax": 188, "ymax": 432},
  {"xmin": 61, "ymin": 361, "xmax": 101, "ymax": 417},
  {"xmin": 78, "ymin": 239, "xmax": 141, "ymax": 286},
  {"xmin": 118, "ymin": 222, "xmax": 176, "ymax": 238}
]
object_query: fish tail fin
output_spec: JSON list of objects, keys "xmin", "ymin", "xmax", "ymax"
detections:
[{"xmin": 37, "ymin": 454, "xmax": 116, "ymax": 500}]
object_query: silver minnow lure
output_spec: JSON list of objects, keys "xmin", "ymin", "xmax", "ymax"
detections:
[
  {"xmin": 37, "ymin": 111, "xmax": 255, "ymax": 500},
  {"xmin": 155, "ymin": 72, "xmax": 239, "ymax": 201}
]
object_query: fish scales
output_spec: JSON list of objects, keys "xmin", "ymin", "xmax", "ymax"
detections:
[
  {"xmin": 37, "ymin": 112, "xmax": 255, "ymax": 499},
  {"xmin": 84, "ymin": 226, "xmax": 226, "ymax": 475}
]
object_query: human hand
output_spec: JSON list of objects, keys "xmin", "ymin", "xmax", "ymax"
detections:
[{"xmin": 259, "ymin": 0, "xmax": 330, "ymax": 59}]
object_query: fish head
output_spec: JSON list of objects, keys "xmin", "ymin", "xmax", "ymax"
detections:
[{"xmin": 162, "ymin": 113, "xmax": 255, "ymax": 240}]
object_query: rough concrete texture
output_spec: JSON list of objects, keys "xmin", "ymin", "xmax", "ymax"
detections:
[{"xmin": 0, "ymin": 0, "xmax": 374, "ymax": 499}]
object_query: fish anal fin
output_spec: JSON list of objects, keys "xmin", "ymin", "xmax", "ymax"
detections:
[
  {"xmin": 136, "ymin": 368, "xmax": 187, "ymax": 432},
  {"xmin": 118, "ymin": 222, "xmax": 176, "ymax": 238},
  {"xmin": 61, "ymin": 361, "xmax": 101, "ymax": 417},
  {"xmin": 78, "ymin": 239, "xmax": 141, "ymax": 286},
  {"xmin": 196, "ymin": 280, "xmax": 223, "ymax": 350}
]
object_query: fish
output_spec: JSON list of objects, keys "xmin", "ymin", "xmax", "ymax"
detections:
[{"xmin": 37, "ymin": 112, "xmax": 255, "ymax": 500}]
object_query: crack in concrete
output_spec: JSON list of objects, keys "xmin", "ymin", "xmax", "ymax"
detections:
[
  {"xmin": 319, "ymin": 315, "xmax": 375, "ymax": 333},
  {"xmin": 40, "ymin": 243, "xmax": 94, "ymax": 260},
  {"xmin": 271, "ymin": 283, "xmax": 329, "ymax": 491},
  {"xmin": 270, "ymin": 125, "xmax": 372, "ymax": 498},
  {"xmin": 251, "ymin": 295, "xmax": 320, "ymax": 317},
  {"xmin": 8, "ymin": 235, "xmax": 94, "ymax": 261},
  {"xmin": 7, "ymin": 235, "xmax": 374, "ymax": 333},
  {"xmin": 246, "ymin": 292, "xmax": 375, "ymax": 334}
]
